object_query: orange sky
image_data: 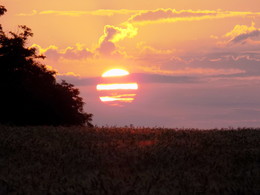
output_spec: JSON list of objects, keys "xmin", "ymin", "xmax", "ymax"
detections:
[
  {"xmin": 2, "ymin": 0, "xmax": 260, "ymax": 77},
  {"xmin": 1, "ymin": 0, "xmax": 260, "ymax": 128}
]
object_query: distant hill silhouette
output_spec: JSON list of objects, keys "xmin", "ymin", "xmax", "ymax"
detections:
[{"xmin": 0, "ymin": 6, "xmax": 93, "ymax": 126}]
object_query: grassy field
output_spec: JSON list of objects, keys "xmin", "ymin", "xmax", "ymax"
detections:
[{"xmin": 0, "ymin": 126, "xmax": 259, "ymax": 194}]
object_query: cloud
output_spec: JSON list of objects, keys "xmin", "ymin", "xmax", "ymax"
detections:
[
  {"xmin": 130, "ymin": 9, "xmax": 217, "ymax": 23},
  {"xmin": 132, "ymin": 73, "xmax": 201, "ymax": 84},
  {"xmin": 225, "ymin": 22, "xmax": 260, "ymax": 44},
  {"xmin": 174, "ymin": 53, "xmax": 260, "ymax": 77},
  {"xmin": 32, "ymin": 22, "xmax": 137, "ymax": 60},
  {"xmin": 97, "ymin": 23, "xmax": 137, "ymax": 55},
  {"xmin": 56, "ymin": 73, "xmax": 201, "ymax": 86},
  {"xmin": 137, "ymin": 65, "xmax": 245, "ymax": 76},
  {"xmin": 25, "ymin": 8, "xmax": 260, "ymax": 81},
  {"xmin": 174, "ymin": 68, "xmax": 245, "ymax": 76},
  {"xmin": 231, "ymin": 30, "xmax": 260, "ymax": 43},
  {"xmin": 18, "ymin": 9, "xmax": 139, "ymax": 17},
  {"xmin": 18, "ymin": 10, "xmax": 38, "ymax": 16},
  {"xmin": 137, "ymin": 42, "xmax": 174, "ymax": 55},
  {"xmin": 19, "ymin": 8, "xmax": 260, "ymax": 24},
  {"xmin": 225, "ymin": 22, "xmax": 258, "ymax": 38},
  {"xmin": 99, "ymin": 24, "xmax": 138, "ymax": 44},
  {"xmin": 56, "ymin": 73, "xmax": 97, "ymax": 86},
  {"xmin": 31, "ymin": 43, "xmax": 93, "ymax": 60},
  {"xmin": 55, "ymin": 68, "xmax": 246, "ymax": 88},
  {"xmin": 128, "ymin": 9, "xmax": 260, "ymax": 25}
]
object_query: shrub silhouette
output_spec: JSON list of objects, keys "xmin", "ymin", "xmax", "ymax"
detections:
[{"xmin": 0, "ymin": 6, "xmax": 93, "ymax": 126}]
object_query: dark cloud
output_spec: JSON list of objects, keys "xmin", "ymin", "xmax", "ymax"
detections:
[
  {"xmin": 97, "ymin": 41, "xmax": 116, "ymax": 55},
  {"xmin": 231, "ymin": 30, "xmax": 260, "ymax": 44},
  {"xmin": 97, "ymin": 26, "xmax": 117, "ymax": 55},
  {"xmin": 56, "ymin": 75, "xmax": 99, "ymax": 86},
  {"xmin": 131, "ymin": 73, "xmax": 201, "ymax": 83},
  {"xmin": 57, "ymin": 73, "xmax": 202, "ymax": 87}
]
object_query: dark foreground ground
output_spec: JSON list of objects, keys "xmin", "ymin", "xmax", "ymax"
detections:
[{"xmin": 0, "ymin": 126, "xmax": 259, "ymax": 194}]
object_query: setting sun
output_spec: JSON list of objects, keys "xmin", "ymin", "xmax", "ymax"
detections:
[
  {"xmin": 102, "ymin": 69, "xmax": 129, "ymax": 77},
  {"xmin": 97, "ymin": 69, "xmax": 138, "ymax": 105}
]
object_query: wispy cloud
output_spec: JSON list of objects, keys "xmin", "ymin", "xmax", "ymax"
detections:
[
  {"xmin": 136, "ymin": 65, "xmax": 245, "ymax": 76},
  {"xmin": 137, "ymin": 42, "xmax": 174, "ymax": 55},
  {"xmin": 18, "ymin": 9, "xmax": 140, "ymax": 17},
  {"xmin": 18, "ymin": 8, "xmax": 260, "ymax": 23},
  {"xmin": 128, "ymin": 9, "xmax": 260, "ymax": 25},
  {"xmin": 56, "ymin": 73, "xmax": 201, "ymax": 86},
  {"xmin": 31, "ymin": 44, "xmax": 93, "ymax": 60},
  {"xmin": 18, "ymin": 10, "xmax": 38, "ymax": 16}
]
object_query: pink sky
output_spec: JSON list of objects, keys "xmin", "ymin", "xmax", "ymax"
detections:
[{"xmin": 1, "ymin": 0, "xmax": 260, "ymax": 128}]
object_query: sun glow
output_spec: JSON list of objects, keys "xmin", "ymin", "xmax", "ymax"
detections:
[{"xmin": 102, "ymin": 69, "xmax": 129, "ymax": 77}]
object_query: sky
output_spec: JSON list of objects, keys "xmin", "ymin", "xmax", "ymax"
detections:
[{"xmin": 1, "ymin": 0, "xmax": 260, "ymax": 128}]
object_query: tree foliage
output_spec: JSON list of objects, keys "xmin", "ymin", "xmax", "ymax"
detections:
[
  {"xmin": 0, "ymin": 5, "xmax": 7, "ymax": 16},
  {"xmin": 0, "ymin": 6, "xmax": 93, "ymax": 126}
]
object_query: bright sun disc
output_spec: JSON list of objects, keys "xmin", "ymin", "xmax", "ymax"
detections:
[
  {"xmin": 97, "ymin": 68, "xmax": 138, "ymax": 105},
  {"xmin": 102, "ymin": 69, "xmax": 129, "ymax": 77}
]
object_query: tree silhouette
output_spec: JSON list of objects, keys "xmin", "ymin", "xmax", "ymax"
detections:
[
  {"xmin": 0, "ymin": 6, "xmax": 93, "ymax": 126},
  {"xmin": 0, "ymin": 6, "xmax": 6, "ymax": 16}
]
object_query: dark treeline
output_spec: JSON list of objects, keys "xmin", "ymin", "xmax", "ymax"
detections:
[{"xmin": 0, "ymin": 6, "xmax": 93, "ymax": 126}]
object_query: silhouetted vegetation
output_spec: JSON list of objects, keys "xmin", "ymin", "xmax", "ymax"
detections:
[
  {"xmin": 0, "ymin": 6, "xmax": 93, "ymax": 126},
  {"xmin": 0, "ymin": 126, "xmax": 259, "ymax": 194},
  {"xmin": 0, "ymin": 6, "xmax": 6, "ymax": 16}
]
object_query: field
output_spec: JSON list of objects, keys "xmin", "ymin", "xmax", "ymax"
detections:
[{"xmin": 0, "ymin": 126, "xmax": 259, "ymax": 194}]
